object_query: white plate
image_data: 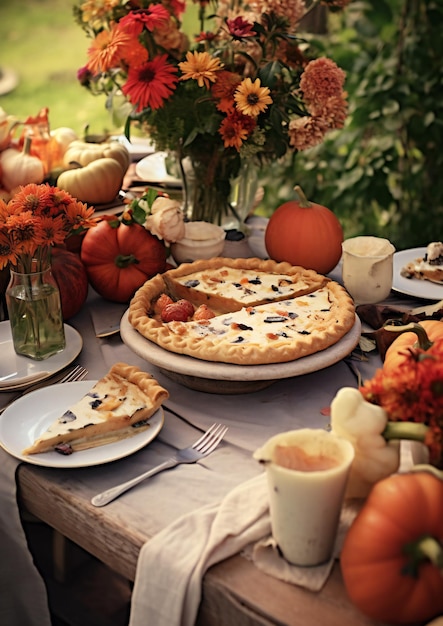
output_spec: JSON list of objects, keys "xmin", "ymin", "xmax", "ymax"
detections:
[
  {"xmin": 120, "ymin": 310, "xmax": 361, "ymax": 383},
  {"xmin": 135, "ymin": 152, "xmax": 182, "ymax": 187},
  {"xmin": 0, "ymin": 381, "xmax": 164, "ymax": 468},
  {"xmin": 111, "ymin": 134, "xmax": 156, "ymax": 161},
  {"xmin": 393, "ymin": 248, "xmax": 443, "ymax": 301},
  {"xmin": 0, "ymin": 323, "xmax": 83, "ymax": 391}
]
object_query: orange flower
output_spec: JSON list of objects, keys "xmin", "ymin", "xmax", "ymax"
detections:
[
  {"xmin": 0, "ymin": 230, "xmax": 17, "ymax": 269},
  {"xmin": 212, "ymin": 71, "xmax": 242, "ymax": 114},
  {"xmin": 86, "ymin": 26, "xmax": 139, "ymax": 74},
  {"xmin": 37, "ymin": 215, "xmax": 67, "ymax": 247},
  {"xmin": 220, "ymin": 110, "xmax": 256, "ymax": 149},
  {"xmin": 179, "ymin": 51, "xmax": 223, "ymax": 89},
  {"xmin": 360, "ymin": 345, "xmax": 443, "ymax": 467},
  {"xmin": 220, "ymin": 117, "xmax": 249, "ymax": 150},
  {"xmin": 0, "ymin": 183, "xmax": 97, "ymax": 272},
  {"xmin": 65, "ymin": 201, "xmax": 97, "ymax": 232},
  {"xmin": 8, "ymin": 183, "xmax": 51, "ymax": 215},
  {"xmin": 234, "ymin": 78, "xmax": 272, "ymax": 117}
]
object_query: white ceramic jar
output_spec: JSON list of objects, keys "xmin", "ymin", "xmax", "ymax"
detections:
[{"xmin": 171, "ymin": 221, "xmax": 226, "ymax": 264}]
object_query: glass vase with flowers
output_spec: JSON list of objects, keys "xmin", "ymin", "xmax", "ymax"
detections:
[
  {"xmin": 74, "ymin": 0, "xmax": 350, "ymax": 228},
  {"xmin": 0, "ymin": 183, "xmax": 97, "ymax": 360}
]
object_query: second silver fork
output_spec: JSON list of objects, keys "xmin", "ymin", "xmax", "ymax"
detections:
[
  {"xmin": 0, "ymin": 365, "xmax": 88, "ymax": 416},
  {"xmin": 91, "ymin": 423, "xmax": 228, "ymax": 507}
]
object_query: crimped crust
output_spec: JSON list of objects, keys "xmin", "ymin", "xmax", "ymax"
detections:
[
  {"xmin": 129, "ymin": 258, "xmax": 355, "ymax": 366},
  {"xmin": 23, "ymin": 362, "xmax": 169, "ymax": 455}
]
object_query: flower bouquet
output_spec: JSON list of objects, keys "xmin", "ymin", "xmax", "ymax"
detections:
[
  {"xmin": 74, "ymin": 0, "xmax": 349, "ymax": 226},
  {"xmin": 0, "ymin": 183, "xmax": 96, "ymax": 358}
]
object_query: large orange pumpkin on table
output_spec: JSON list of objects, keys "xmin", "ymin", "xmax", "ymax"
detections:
[
  {"xmin": 341, "ymin": 469, "xmax": 443, "ymax": 624},
  {"xmin": 265, "ymin": 186, "xmax": 343, "ymax": 274},
  {"xmin": 80, "ymin": 219, "xmax": 167, "ymax": 303}
]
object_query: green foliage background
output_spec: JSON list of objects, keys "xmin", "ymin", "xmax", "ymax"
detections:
[
  {"xmin": 262, "ymin": 0, "xmax": 443, "ymax": 251},
  {"xmin": 1, "ymin": 0, "xmax": 441, "ymax": 251}
]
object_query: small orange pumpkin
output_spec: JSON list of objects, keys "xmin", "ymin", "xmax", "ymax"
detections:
[
  {"xmin": 264, "ymin": 186, "xmax": 343, "ymax": 274},
  {"xmin": 383, "ymin": 320, "xmax": 443, "ymax": 373}
]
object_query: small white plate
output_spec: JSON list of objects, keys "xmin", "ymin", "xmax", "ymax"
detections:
[
  {"xmin": 0, "ymin": 381, "xmax": 164, "ymax": 468},
  {"xmin": 111, "ymin": 134, "xmax": 156, "ymax": 161},
  {"xmin": 0, "ymin": 323, "xmax": 83, "ymax": 391},
  {"xmin": 135, "ymin": 152, "xmax": 182, "ymax": 187},
  {"xmin": 393, "ymin": 248, "xmax": 443, "ymax": 301}
]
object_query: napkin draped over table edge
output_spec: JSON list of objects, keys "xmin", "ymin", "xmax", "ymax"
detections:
[
  {"xmin": 129, "ymin": 472, "xmax": 360, "ymax": 626},
  {"xmin": 0, "ymin": 455, "xmax": 52, "ymax": 626}
]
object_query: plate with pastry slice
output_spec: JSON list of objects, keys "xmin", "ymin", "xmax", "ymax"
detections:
[
  {"xmin": 0, "ymin": 363, "xmax": 167, "ymax": 468},
  {"xmin": 393, "ymin": 245, "xmax": 443, "ymax": 301}
]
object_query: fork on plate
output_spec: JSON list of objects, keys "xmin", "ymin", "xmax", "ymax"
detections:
[
  {"xmin": 91, "ymin": 422, "xmax": 228, "ymax": 507},
  {"xmin": 0, "ymin": 365, "xmax": 88, "ymax": 416}
]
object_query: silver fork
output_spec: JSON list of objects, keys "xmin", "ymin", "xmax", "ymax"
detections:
[
  {"xmin": 0, "ymin": 365, "xmax": 88, "ymax": 416},
  {"xmin": 91, "ymin": 423, "xmax": 228, "ymax": 507}
]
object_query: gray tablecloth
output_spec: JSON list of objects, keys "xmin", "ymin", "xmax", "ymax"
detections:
[{"xmin": 0, "ymin": 273, "xmax": 422, "ymax": 626}]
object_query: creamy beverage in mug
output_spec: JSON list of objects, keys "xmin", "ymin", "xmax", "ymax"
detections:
[
  {"xmin": 341, "ymin": 236, "xmax": 395, "ymax": 304},
  {"xmin": 254, "ymin": 429, "xmax": 354, "ymax": 566}
]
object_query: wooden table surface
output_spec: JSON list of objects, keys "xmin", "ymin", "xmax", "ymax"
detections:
[
  {"xmin": 9, "ymin": 179, "xmax": 421, "ymax": 625},
  {"xmin": 17, "ymin": 462, "xmax": 386, "ymax": 626}
]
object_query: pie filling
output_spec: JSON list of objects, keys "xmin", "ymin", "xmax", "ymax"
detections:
[
  {"xmin": 23, "ymin": 363, "xmax": 169, "ymax": 455},
  {"xmin": 164, "ymin": 267, "xmax": 322, "ymax": 312},
  {"xmin": 129, "ymin": 258, "xmax": 356, "ymax": 366},
  {"xmin": 168, "ymin": 288, "xmax": 335, "ymax": 345}
]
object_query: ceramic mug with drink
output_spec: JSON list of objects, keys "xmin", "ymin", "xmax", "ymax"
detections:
[{"xmin": 254, "ymin": 428, "xmax": 354, "ymax": 566}]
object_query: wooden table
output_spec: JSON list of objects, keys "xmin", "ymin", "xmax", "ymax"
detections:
[
  {"xmin": 17, "ymin": 462, "xmax": 384, "ymax": 626},
  {"xmin": 7, "ymin": 200, "xmax": 419, "ymax": 626}
]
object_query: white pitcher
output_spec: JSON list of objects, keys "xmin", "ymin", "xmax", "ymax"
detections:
[{"xmin": 342, "ymin": 236, "xmax": 396, "ymax": 304}]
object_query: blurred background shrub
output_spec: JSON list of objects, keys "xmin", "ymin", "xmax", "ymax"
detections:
[{"xmin": 1, "ymin": 0, "xmax": 441, "ymax": 250}]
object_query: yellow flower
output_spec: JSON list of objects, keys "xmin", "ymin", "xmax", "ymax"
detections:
[
  {"xmin": 234, "ymin": 78, "xmax": 272, "ymax": 117},
  {"xmin": 178, "ymin": 51, "xmax": 224, "ymax": 89}
]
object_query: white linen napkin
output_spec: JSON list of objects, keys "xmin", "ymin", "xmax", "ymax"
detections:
[
  {"xmin": 129, "ymin": 473, "xmax": 270, "ymax": 626},
  {"xmin": 129, "ymin": 472, "xmax": 360, "ymax": 626},
  {"xmin": 0, "ymin": 455, "xmax": 52, "ymax": 626}
]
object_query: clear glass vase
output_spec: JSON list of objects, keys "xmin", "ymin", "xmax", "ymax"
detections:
[
  {"xmin": 176, "ymin": 152, "xmax": 259, "ymax": 231},
  {"xmin": 6, "ymin": 264, "xmax": 66, "ymax": 360}
]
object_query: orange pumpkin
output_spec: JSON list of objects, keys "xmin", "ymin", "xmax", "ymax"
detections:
[
  {"xmin": 383, "ymin": 320, "xmax": 443, "ymax": 373},
  {"xmin": 341, "ymin": 469, "xmax": 443, "ymax": 624},
  {"xmin": 264, "ymin": 186, "xmax": 343, "ymax": 274},
  {"xmin": 80, "ymin": 219, "xmax": 167, "ymax": 302}
]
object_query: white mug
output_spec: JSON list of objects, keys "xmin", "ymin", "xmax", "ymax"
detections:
[
  {"xmin": 254, "ymin": 428, "xmax": 354, "ymax": 566},
  {"xmin": 342, "ymin": 236, "xmax": 395, "ymax": 304}
]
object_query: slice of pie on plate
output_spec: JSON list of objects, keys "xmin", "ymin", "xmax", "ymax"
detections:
[
  {"xmin": 400, "ymin": 242, "xmax": 443, "ymax": 284},
  {"xmin": 129, "ymin": 257, "xmax": 356, "ymax": 366},
  {"xmin": 22, "ymin": 362, "xmax": 169, "ymax": 455}
]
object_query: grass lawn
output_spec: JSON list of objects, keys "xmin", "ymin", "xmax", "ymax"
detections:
[
  {"xmin": 0, "ymin": 0, "xmax": 200, "ymax": 137},
  {"xmin": 0, "ymin": 0, "xmax": 116, "ymax": 136}
]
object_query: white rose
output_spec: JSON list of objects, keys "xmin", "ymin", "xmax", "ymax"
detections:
[{"xmin": 144, "ymin": 197, "xmax": 186, "ymax": 243}]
